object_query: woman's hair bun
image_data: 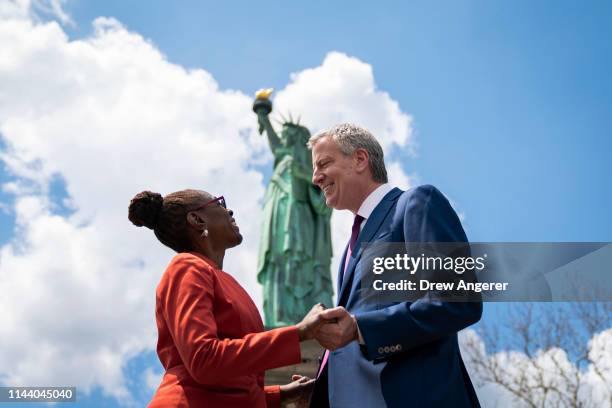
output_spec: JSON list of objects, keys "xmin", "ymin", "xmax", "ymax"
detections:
[{"xmin": 128, "ymin": 191, "xmax": 163, "ymax": 230}]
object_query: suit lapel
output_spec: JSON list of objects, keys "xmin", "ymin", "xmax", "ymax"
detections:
[
  {"xmin": 337, "ymin": 188, "xmax": 402, "ymax": 306},
  {"xmin": 337, "ymin": 245, "xmax": 349, "ymax": 294}
]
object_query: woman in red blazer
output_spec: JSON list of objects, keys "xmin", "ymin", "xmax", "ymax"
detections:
[{"xmin": 128, "ymin": 189, "xmax": 324, "ymax": 407}]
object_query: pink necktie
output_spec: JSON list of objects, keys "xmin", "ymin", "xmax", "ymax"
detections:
[{"xmin": 317, "ymin": 214, "xmax": 365, "ymax": 378}]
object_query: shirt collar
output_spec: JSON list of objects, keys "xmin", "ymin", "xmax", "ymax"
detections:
[{"xmin": 356, "ymin": 183, "xmax": 393, "ymax": 221}]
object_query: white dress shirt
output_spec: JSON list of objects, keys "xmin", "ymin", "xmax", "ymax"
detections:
[{"xmin": 355, "ymin": 183, "xmax": 393, "ymax": 231}]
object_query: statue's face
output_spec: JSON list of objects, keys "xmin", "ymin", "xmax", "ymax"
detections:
[
  {"xmin": 299, "ymin": 129, "xmax": 310, "ymax": 144},
  {"xmin": 283, "ymin": 126, "xmax": 298, "ymax": 146},
  {"xmin": 283, "ymin": 125, "xmax": 309, "ymax": 147}
]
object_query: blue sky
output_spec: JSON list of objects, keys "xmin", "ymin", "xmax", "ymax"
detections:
[
  {"xmin": 8, "ymin": 0, "xmax": 611, "ymax": 242},
  {"xmin": 1, "ymin": 1, "xmax": 611, "ymax": 406}
]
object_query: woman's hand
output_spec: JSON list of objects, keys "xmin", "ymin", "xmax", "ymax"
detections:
[
  {"xmin": 280, "ymin": 374, "xmax": 315, "ymax": 407},
  {"xmin": 295, "ymin": 303, "xmax": 327, "ymax": 341}
]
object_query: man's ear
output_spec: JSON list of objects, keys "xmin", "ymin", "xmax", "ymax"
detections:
[{"xmin": 353, "ymin": 148, "xmax": 370, "ymax": 174}]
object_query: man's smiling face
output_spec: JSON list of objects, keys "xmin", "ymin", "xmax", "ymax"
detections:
[{"xmin": 311, "ymin": 136, "xmax": 359, "ymax": 211}]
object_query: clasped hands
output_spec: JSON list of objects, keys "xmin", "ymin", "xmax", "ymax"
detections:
[
  {"xmin": 296, "ymin": 303, "xmax": 359, "ymax": 351},
  {"xmin": 281, "ymin": 305, "xmax": 358, "ymax": 407},
  {"xmin": 285, "ymin": 304, "xmax": 357, "ymax": 406}
]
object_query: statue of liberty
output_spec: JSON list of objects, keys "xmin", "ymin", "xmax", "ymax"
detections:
[{"xmin": 253, "ymin": 89, "xmax": 333, "ymax": 327}]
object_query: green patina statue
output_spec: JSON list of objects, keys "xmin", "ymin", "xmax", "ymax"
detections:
[{"xmin": 253, "ymin": 89, "xmax": 334, "ymax": 327}]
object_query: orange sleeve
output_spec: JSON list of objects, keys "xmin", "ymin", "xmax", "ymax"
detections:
[
  {"xmin": 264, "ymin": 385, "xmax": 281, "ymax": 408},
  {"xmin": 160, "ymin": 254, "xmax": 302, "ymax": 385}
]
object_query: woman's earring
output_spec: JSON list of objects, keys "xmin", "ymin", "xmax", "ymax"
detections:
[{"xmin": 201, "ymin": 228, "xmax": 209, "ymax": 238}]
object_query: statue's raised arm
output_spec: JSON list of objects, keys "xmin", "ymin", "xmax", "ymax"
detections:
[{"xmin": 253, "ymin": 88, "xmax": 281, "ymax": 154}]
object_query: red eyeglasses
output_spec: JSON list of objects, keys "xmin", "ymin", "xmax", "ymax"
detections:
[{"xmin": 191, "ymin": 196, "xmax": 226, "ymax": 212}]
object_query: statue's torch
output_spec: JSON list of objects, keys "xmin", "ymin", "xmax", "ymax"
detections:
[
  {"xmin": 253, "ymin": 88, "xmax": 273, "ymax": 115},
  {"xmin": 253, "ymin": 88, "xmax": 274, "ymax": 134}
]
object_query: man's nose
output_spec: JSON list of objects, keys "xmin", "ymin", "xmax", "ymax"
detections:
[
  {"xmin": 312, "ymin": 169, "xmax": 323, "ymax": 186},
  {"xmin": 312, "ymin": 173, "xmax": 319, "ymax": 186}
]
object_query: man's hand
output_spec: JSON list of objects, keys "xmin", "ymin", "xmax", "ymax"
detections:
[
  {"xmin": 314, "ymin": 306, "xmax": 358, "ymax": 350},
  {"xmin": 279, "ymin": 374, "xmax": 314, "ymax": 408}
]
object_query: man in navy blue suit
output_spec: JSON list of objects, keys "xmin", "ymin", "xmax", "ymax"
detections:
[{"xmin": 308, "ymin": 123, "xmax": 482, "ymax": 408}]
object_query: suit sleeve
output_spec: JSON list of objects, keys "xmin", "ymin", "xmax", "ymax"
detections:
[
  {"xmin": 355, "ymin": 185, "xmax": 483, "ymax": 361},
  {"xmin": 160, "ymin": 254, "xmax": 302, "ymax": 384}
]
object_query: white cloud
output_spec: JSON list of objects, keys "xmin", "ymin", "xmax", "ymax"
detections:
[
  {"xmin": 583, "ymin": 329, "xmax": 612, "ymax": 406},
  {"xmin": 0, "ymin": 13, "xmax": 265, "ymax": 401},
  {"xmin": 387, "ymin": 161, "xmax": 417, "ymax": 191},
  {"xmin": 0, "ymin": 0, "xmax": 72, "ymax": 25},
  {"xmin": 460, "ymin": 328, "xmax": 612, "ymax": 408},
  {"xmin": 143, "ymin": 367, "xmax": 163, "ymax": 393},
  {"xmin": 274, "ymin": 51, "xmax": 413, "ymax": 153},
  {"xmin": 0, "ymin": 0, "xmax": 34, "ymax": 21},
  {"xmin": 0, "ymin": 9, "xmax": 416, "ymax": 405}
]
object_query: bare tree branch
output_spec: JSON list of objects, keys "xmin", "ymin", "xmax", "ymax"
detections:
[{"xmin": 462, "ymin": 303, "xmax": 612, "ymax": 407}]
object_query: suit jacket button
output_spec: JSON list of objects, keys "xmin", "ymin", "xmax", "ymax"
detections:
[
  {"xmin": 390, "ymin": 345, "xmax": 396, "ymax": 352},
  {"xmin": 397, "ymin": 344, "xmax": 402, "ymax": 351},
  {"xmin": 378, "ymin": 347, "xmax": 384, "ymax": 354},
  {"xmin": 383, "ymin": 346, "xmax": 390, "ymax": 353}
]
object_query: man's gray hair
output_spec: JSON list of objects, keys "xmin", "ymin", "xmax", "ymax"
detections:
[{"xmin": 308, "ymin": 123, "xmax": 388, "ymax": 183}]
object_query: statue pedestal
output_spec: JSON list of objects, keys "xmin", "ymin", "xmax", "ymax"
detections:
[{"xmin": 264, "ymin": 339, "xmax": 323, "ymax": 385}]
